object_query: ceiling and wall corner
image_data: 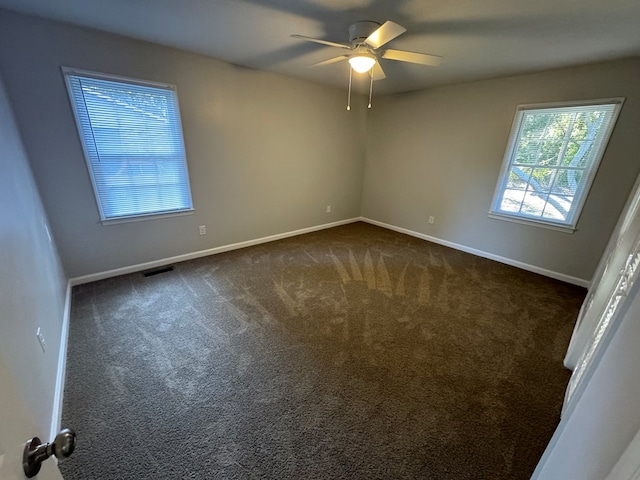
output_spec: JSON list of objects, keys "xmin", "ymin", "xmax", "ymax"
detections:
[
  {"xmin": 362, "ymin": 58, "xmax": 640, "ymax": 282},
  {"xmin": 0, "ymin": 9, "xmax": 369, "ymax": 278},
  {"xmin": 0, "ymin": 4, "xmax": 639, "ymax": 479},
  {"xmin": 0, "ymin": 8, "xmax": 639, "ymax": 284},
  {"xmin": 0, "ymin": 0, "xmax": 638, "ymax": 94}
]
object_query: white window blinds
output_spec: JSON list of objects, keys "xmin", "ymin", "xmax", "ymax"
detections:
[
  {"xmin": 64, "ymin": 69, "xmax": 193, "ymax": 221},
  {"xmin": 490, "ymin": 99, "xmax": 623, "ymax": 230}
]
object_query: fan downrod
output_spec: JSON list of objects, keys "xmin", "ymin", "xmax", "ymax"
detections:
[{"xmin": 348, "ymin": 21, "xmax": 380, "ymax": 47}]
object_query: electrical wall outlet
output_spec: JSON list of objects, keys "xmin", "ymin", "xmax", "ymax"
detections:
[
  {"xmin": 326, "ymin": 205, "xmax": 332, "ymax": 213},
  {"xmin": 428, "ymin": 216, "xmax": 435, "ymax": 224},
  {"xmin": 36, "ymin": 327, "xmax": 46, "ymax": 353},
  {"xmin": 199, "ymin": 225, "xmax": 206, "ymax": 235}
]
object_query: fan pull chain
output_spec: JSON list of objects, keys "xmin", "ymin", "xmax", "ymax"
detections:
[
  {"xmin": 368, "ymin": 69, "xmax": 374, "ymax": 109},
  {"xmin": 346, "ymin": 67, "xmax": 352, "ymax": 111}
]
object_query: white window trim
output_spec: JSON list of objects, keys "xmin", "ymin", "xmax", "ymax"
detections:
[
  {"xmin": 62, "ymin": 66, "xmax": 176, "ymax": 92},
  {"xmin": 489, "ymin": 97, "xmax": 625, "ymax": 230},
  {"xmin": 100, "ymin": 208, "xmax": 195, "ymax": 226},
  {"xmin": 487, "ymin": 211, "xmax": 577, "ymax": 233},
  {"xmin": 61, "ymin": 67, "xmax": 194, "ymax": 224}
]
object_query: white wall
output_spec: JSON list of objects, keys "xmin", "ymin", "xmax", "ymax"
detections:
[
  {"xmin": 2, "ymin": 8, "xmax": 640, "ymax": 477},
  {"xmin": 0, "ymin": 10, "xmax": 367, "ymax": 278},
  {"xmin": 533, "ymin": 276, "xmax": 640, "ymax": 479},
  {"xmin": 0, "ymin": 73, "xmax": 68, "ymax": 439},
  {"xmin": 363, "ymin": 59, "xmax": 640, "ymax": 283},
  {"xmin": 2, "ymin": 9, "xmax": 638, "ymax": 285}
]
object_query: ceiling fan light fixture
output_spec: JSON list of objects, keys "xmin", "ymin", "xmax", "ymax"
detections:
[{"xmin": 348, "ymin": 54, "xmax": 376, "ymax": 73}]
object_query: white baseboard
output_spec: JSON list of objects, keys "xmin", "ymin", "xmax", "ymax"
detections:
[
  {"xmin": 69, "ymin": 216, "xmax": 589, "ymax": 287},
  {"xmin": 360, "ymin": 217, "xmax": 590, "ymax": 287},
  {"xmin": 70, "ymin": 218, "xmax": 361, "ymax": 286},
  {"xmin": 50, "ymin": 280, "xmax": 72, "ymax": 440}
]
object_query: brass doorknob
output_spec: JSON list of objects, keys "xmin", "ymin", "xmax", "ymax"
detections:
[{"xmin": 23, "ymin": 427, "xmax": 76, "ymax": 477}]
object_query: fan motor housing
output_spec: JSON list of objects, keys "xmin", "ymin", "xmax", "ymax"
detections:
[{"xmin": 348, "ymin": 21, "xmax": 381, "ymax": 46}]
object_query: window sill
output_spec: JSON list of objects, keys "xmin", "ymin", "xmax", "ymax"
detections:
[
  {"xmin": 101, "ymin": 209, "xmax": 195, "ymax": 225},
  {"xmin": 488, "ymin": 212, "xmax": 576, "ymax": 233}
]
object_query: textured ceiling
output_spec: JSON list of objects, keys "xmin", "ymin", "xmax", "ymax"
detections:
[{"xmin": 1, "ymin": 0, "xmax": 639, "ymax": 94}]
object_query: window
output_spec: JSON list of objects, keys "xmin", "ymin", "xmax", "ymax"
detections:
[
  {"xmin": 63, "ymin": 68, "xmax": 193, "ymax": 222},
  {"xmin": 489, "ymin": 99, "xmax": 623, "ymax": 231}
]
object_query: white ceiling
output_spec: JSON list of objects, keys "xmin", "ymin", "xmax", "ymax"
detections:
[{"xmin": 1, "ymin": 0, "xmax": 639, "ymax": 94}]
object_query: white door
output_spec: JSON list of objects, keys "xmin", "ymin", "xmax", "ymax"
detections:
[
  {"xmin": 0, "ymin": 356, "xmax": 64, "ymax": 480},
  {"xmin": 563, "ymin": 172, "xmax": 640, "ymax": 413},
  {"xmin": 564, "ymin": 172, "xmax": 640, "ymax": 370}
]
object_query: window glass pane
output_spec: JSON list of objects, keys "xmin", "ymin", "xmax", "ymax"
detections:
[
  {"xmin": 514, "ymin": 141, "xmax": 540, "ymax": 165},
  {"xmin": 570, "ymin": 113, "xmax": 589, "ymax": 141},
  {"xmin": 538, "ymin": 140, "xmax": 563, "ymax": 166},
  {"xmin": 521, "ymin": 112, "xmax": 554, "ymax": 140},
  {"xmin": 500, "ymin": 188, "xmax": 526, "ymax": 212},
  {"xmin": 521, "ymin": 190, "xmax": 545, "ymax": 216},
  {"xmin": 530, "ymin": 168, "xmax": 556, "ymax": 193},
  {"xmin": 551, "ymin": 169, "xmax": 581, "ymax": 196},
  {"xmin": 542, "ymin": 197, "xmax": 570, "ymax": 221},
  {"xmin": 506, "ymin": 166, "xmax": 530, "ymax": 190},
  {"xmin": 574, "ymin": 141, "xmax": 595, "ymax": 168}
]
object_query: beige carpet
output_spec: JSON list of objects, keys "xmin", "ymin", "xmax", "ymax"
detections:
[{"xmin": 59, "ymin": 222, "xmax": 585, "ymax": 479}]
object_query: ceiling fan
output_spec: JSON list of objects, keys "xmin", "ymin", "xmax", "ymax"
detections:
[{"xmin": 291, "ymin": 20, "xmax": 442, "ymax": 109}]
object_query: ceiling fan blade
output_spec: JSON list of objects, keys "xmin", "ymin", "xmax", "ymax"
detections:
[
  {"xmin": 310, "ymin": 55, "xmax": 349, "ymax": 67},
  {"xmin": 382, "ymin": 49, "xmax": 443, "ymax": 66},
  {"xmin": 372, "ymin": 62, "xmax": 386, "ymax": 80},
  {"xmin": 364, "ymin": 21, "xmax": 406, "ymax": 49},
  {"xmin": 290, "ymin": 34, "xmax": 352, "ymax": 50}
]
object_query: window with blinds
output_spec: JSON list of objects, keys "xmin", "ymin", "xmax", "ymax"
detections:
[
  {"xmin": 489, "ymin": 99, "xmax": 623, "ymax": 230},
  {"xmin": 63, "ymin": 68, "xmax": 193, "ymax": 222}
]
